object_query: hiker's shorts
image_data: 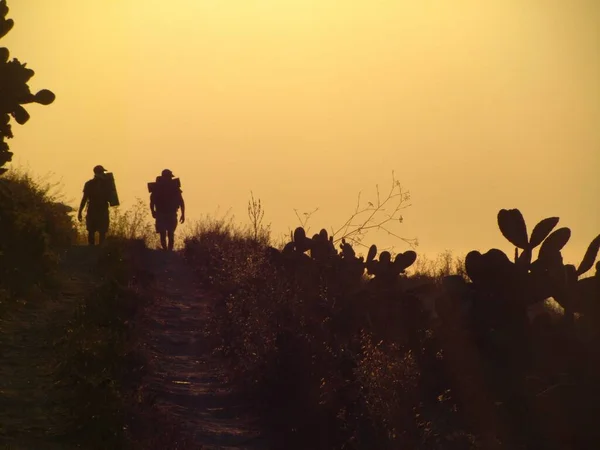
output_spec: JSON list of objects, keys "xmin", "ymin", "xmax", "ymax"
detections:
[
  {"xmin": 86, "ymin": 207, "xmax": 109, "ymax": 233},
  {"xmin": 155, "ymin": 212, "xmax": 178, "ymax": 233}
]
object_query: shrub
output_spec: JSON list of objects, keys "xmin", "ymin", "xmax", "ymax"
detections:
[
  {"xmin": 54, "ymin": 238, "xmax": 149, "ymax": 448},
  {"xmin": 183, "ymin": 214, "xmax": 463, "ymax": 449},
  {"xmin": 184, "ymin": 200, "xmax": 600, "ymax": 450},
  {"xmin": 74, "ymin": 197, "xmax": 159, "ymax": 248},
  {"xmin": 0, "ymin": 169, "xmax": 76, "ymax": 294}
]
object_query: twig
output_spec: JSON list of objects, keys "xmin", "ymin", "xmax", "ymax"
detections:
[
  {"xmin": 331, "ymin": 171, "xmax": 416, "ymax": 249},
  {"xmin": 293, "ymin": 207, "xmax": 319, "ymax": 233}
]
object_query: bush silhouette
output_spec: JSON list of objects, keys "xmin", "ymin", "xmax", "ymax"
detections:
[
  {"xmin": 0, "ymin": 170, "xmax": 76, "ymax": 294},
  {"xmin": 185, "ymin": 205, "xmax": 600, "ymax": 449}
]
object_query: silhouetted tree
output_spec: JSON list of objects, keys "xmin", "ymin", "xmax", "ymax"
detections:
[{"xmin": 0, "ymin": 0, "xmax": 55, "ymax": 175}]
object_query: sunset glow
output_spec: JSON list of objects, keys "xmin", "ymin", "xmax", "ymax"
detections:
[{"xmin": 5, "ymin": 0, "xmax": 599, "ymax": 262}]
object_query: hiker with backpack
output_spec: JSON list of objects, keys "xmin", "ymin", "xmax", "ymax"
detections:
[
  {"xmin": 149, "ymin": 169, "xmax": 185, "ymax": 251},
  {"xmin": 78, "ymin": 164, "xmax": 119, "ymax": 246}
]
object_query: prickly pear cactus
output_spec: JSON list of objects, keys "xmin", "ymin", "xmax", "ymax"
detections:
[
  {"xmin": 497, "ymin": 209, "xmax": 564, "ymax": 270},
  {"xmin": 471, "ymin": 209, "xmax": 600, "ymax": 329},
  {"xmin": 276, "ymin": 222, "xmax": 418, "ymax": 292},
  {"xmin": 465, "ymin": 248, "xmax": 517, "ymax": 287},
  {"xmin": 0, "ymin": 0, "xmax": 55, "ymax": 175},
  {"xmin": 292, "ymin": 227, "xmax": 311, "ymax": 253},
  {"xmin": 566, "ymin": 235, "xmax": 600, "ymax": 319},
  {"xmin": 310, "ymin": 228, "xmax": 335, "ymax": 261},
  {"xmin": 394, "ymin": 251, "xmax": 417, "ymax": 274},
  {"xmin": 367, "ymin": 249, "xmax": 416, "ymax": 283},
  {"xmin": 339, "ymin": 238, "xmax": 356, "ymax": 259},
  {"xmin": 336, "ymin": 238, "xmax": 367, "ymax": 280},
  {"xmin": 497, "ymin": 209, "xmax": 529, "ymax": 249},
  {"xmin": 576, "ymin": 234, "xmax": 600, "ymax": 277},
  {"xmin": 538, "ymin": 227, "xmax": 571, "ymax": 261},
  {"xmin": 529, "ymin": 217, "xmax": 560, "ymax": 248},
  {"xmin": 366, "ymin": 245, "xmax": 377, "ymax": 264}
]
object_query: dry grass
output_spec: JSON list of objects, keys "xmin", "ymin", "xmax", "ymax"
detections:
[
  {"xmin": 182, "ymin": 208, "xmax": 600, "ymax": 450},
  {"xmin": 73, "ymin": 197, "xmax": 159, "ymax": 248},
  {"xmin": 182, "ymin": 214, "xmax": 475, "ymax": 449}
]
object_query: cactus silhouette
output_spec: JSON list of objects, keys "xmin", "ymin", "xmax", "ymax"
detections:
[
  {"xmin": 529, "ymin": 217, "xmax": 560, "ymax": 248},
  {"xmin": 292, "ymin": 227, "xmax": 311, "ymax": 253},
  {"xmin": 0, "ymin": 0, "xmax": 55, "ymax": 174},
  {"xmin": 462, "ymin": 208, "xmax": 600, "ymax": 331},
  {"xmin": 339, "ymin": 238, "xmax": 357, "ymax": 259},
  {"xmin": 538, "ymin": 227, "xmax": 571, "ymax": 259},
  {"xmin": 497, "ymin": 209, "xmax": 529, "ymax": 249},
  {"xmin": 365, "ymin": 248, "xmax": 416, "ymax": 283},
  {"xmin": 310, "ymin": 228, "xmax": 335, "ymax": 262},
  {"xmin": 497, "ymin": 209, "xmax": 566, "ymax": 268},
  {"xmin": 366, "ymin": 244, "xmax": 377, "ymax": 264},
  {"xmin": 256, "ymin": 211, "xmax": 600, "ymax": 448},
  {"xmin": 577, "ymin": 234, "xmax": 600, "ymax": 277},
  {"xmin": 272, "ymin": 224, "xmax": 419, "ymax": 293},
  {"xmin": 560, "ymin": 234, "xmax": 600, "ymax": 322}
]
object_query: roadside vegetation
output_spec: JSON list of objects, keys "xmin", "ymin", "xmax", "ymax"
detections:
[
  {"xmin": 3, "ymin": 5, "xmax": 599, "ymax": 446},
  {"xmin": 0, "ymin": 169, "xmax": 153, "ymax": 448},
  {"xmin": 184, "ymin": 180, "xmax": 600, "ymax": 450}
]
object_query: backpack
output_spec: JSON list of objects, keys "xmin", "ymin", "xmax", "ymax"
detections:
[
  {"xmin": 149, "ymin": 177, "xmax": 181, "ymax": 213},
  {"xmin": 105, "ymin": 172, "xmax": 120, "ymax": 206}
]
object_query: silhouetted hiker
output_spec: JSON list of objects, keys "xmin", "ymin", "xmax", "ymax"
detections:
[
  {"xmin": 149, "ymin": 169, "xmax": 185, "ymax": 251},
  {"xmin": 78, "ymin": 165, "xmax": 113, "ymax": 246}
]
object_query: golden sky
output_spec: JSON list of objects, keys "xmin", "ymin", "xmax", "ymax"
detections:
[{"xmin": 5, "ymin": 0, "xmax": 599, "ymax": 265}]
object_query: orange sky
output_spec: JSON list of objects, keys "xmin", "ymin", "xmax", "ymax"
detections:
[{"xmin": 4, "ymin": 0, "xmax": 599, "ymax": 266}]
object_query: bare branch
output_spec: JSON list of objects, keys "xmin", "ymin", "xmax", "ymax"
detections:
[
  {"xmin": 247, "ymin": 191, "xmax": 269, "ymax": 241},
  {"xmin": 331, "ymin": 171, "xmax": 417, "ymax": 250},
  {"xmin": 293, "ymin": 206, "xmax": 319, "ymax": 233}
]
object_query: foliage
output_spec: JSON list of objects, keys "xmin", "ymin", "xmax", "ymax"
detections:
[
  {"xmin": 463, "ymin": 208, "xmax": 600, "ymax": 328},
  {"xmin": 408, "ymin": 250, "xmax": 467, "ymax": 281},
  {"xmin": 184, "ymin": 202, "xmax": 600, "ymax": 449},
  {"xmin": 0, "ymin": 229, "xmax": 148, "ymax": 446},
  {"xmin": 75, "ymin": 197, "xmax": 159, "ymax": 248},
  {"xmin": 0, "ymin": 169, "xmax": 76, "ymax": 294},
  {"xmin": 247, "ymin": 190, "xmax": 270, "ymax": 244},
  {"xmin": 54, "ymin": 238, "xmax": 149, "ymax": 448},
  {"xmin": 185, "ymin": 213, "xmax": 463, "ymax": 449}
]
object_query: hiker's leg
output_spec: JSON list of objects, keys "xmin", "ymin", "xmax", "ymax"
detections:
[
  {"xmin": 159, "ymin": 231, "xmax": 167, "ymax": 250},
  {"xmin": 86, "ymin": 214, "xmax": 95, "ymax": 246},
  {"xmin": 167, "ymin": 230, "xmax": 175, "ymax": 251},
  {"xmin": 99, "ymin": 210, "xmax": 109, "ymax": 245}
]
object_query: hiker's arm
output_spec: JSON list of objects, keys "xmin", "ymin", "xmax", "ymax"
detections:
[
  {"xmin": 77, "ymin": 192, "xmax": 88, "ymax": 222},
  {"xmin": 179, "ymin": 195, "xmax": 185, "ymax": 223},
  {"xmin": 150, "ymin": 194, "xmax": 156, "ymax": 218}
]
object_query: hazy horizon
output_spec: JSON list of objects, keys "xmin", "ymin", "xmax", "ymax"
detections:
[{"xmin": 4, "ymin": 0, "xmax": 599, "ymax": 266}]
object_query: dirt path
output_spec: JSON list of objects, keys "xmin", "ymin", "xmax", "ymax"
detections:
[
  {"xmin": 0, "ymin": 246, "xmax": 101, "ymax": 449},
  {"xmin": 135, "ymin": 249, "xmax": 268, "ymax": 449}
]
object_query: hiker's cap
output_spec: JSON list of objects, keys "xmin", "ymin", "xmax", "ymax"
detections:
[
  {"xmin": 93, "ymin": 165, "xmax": 107, "ymax": 174},
  {"xmin": 161, "ymin": 169, "xmax": 174, "ymax": 178}
]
